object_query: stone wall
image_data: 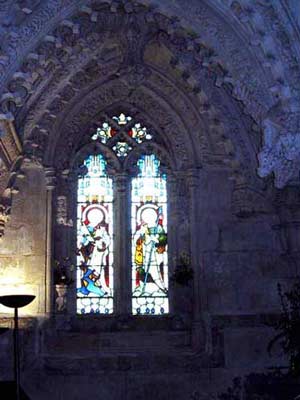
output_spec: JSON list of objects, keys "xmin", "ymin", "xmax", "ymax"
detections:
[
  {"xmin": 0, "ymin": 167, "xmax": 294, "ymax": 400},
  {"xmin": 0, "ymin": 1, "xmax": 300, "ymax": 399}
]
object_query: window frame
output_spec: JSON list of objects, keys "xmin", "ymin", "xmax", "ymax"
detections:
[{"xmin": 52, "ymin": 114, "xmax": 195, "ymax": 328}]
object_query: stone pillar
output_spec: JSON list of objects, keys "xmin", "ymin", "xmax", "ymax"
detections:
[
  {"xmin": 187, "ymin": 168, "xmax": 206, "ymax": 350},
  {"xmin": 114, "ymin": 173, "xmax": 131, "ymax": 316},
  {"xmin": 44, "ymin": 167, "xmax": 56, "ymax": 314},
  {"xmin": 167, "ymin": 173, "xmax": 178, "ymax": 315},
  {"xmin": 274, "ymin": 185, "xmax": 300, "ymax": 269}
]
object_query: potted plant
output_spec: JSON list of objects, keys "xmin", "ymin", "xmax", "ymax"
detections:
[
  {"xmin": 171, "ymin": 251, "xmax": 194, "ymax": 286},
  {"xmin": 54, "ymin": 257, "xmax": 75, "ymax": 312},
  {"xmin": 268, "ymin": 281, "xmax": 300, "ymax": 377}
]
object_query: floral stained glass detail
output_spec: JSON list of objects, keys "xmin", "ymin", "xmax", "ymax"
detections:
[
  {"xmin": 91, "ymin": 114, "xmax": 152, "ymax": 158},
  {"xmin": 91, "ymin": 122, "xmax": 116, "ymax": 144},
  {"xmin": 113, "ymin": 142, "xmax": 132, "ymax": 158},
  {"xmin": 77, "ymin": 154, "xmax": 114, "ymax": 314},
  {"xmin": 131, "ymin": 154, "xmax": 168, "ymax": 315},
  {"xmin": 129, "ymin": 123, "xmax": 152, "ymax": 143},
  {"xmin": 113, "ymin": 113, "xmax": 132, "ymax": 125}
]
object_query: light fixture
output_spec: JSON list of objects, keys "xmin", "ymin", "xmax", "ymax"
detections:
[{"xmin": 0, "ymin": 294, "xmax": 35, "ymax": 400}]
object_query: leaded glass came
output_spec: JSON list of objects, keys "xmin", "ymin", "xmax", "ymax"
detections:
[
  {"xmin": 77, "ymin": 154, "xmax": 114, "ymax": 314},
  {"xmin": 131, "ymin": 154, "xmax": 168, "ymax": 315}
]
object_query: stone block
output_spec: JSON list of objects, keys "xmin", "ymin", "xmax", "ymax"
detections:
[{"xmin": 223, "ymin": 327, "xmax": 285, "ymax": 369}]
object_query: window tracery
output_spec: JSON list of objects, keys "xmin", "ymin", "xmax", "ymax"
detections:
[{"xmin": 74, "ymin": 114, "xmax": 169, "ymax": 316}]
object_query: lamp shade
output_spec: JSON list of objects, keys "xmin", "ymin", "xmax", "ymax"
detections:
[{"xmin": 0, "ymin": 295, "xmax": 35, "ymax": 309}]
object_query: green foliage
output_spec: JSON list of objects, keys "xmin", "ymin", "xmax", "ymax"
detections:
[
  {"xmin": 268, "ymin": 282, "xmax": 300, "ymax": 377},
  {"xmin": 218, "ymin": 377, "xmax": 242, "ymax": 400},
  {"xmin": 54, "ymin": 257, "xmax": 75, "ymax": 285},
  {"xmin": 171, "ymin": 251, "xmax": 194, "ymax": 286}
]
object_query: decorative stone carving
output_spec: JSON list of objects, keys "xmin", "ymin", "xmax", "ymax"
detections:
[
  {"xmin": 0, "ymin": 117, "xmax": 22, "ymax": 165},
  {"xmin": 0, "ymin": 200, "xmax": 10, "ymax": 238},
  {"xmin": 44, "ymin": 166, "xmax": 56, "ymax": 190},
  {"xmin": 231, "ymin": 184, "xmax": 273, "ymax": 218},
  {"xmin": 258, "ymin": 116, "xmax": 300, "ymax": 188},
  {"xmin": 55, "ymin": 284, "xmax": 67, "ymax": 312},
  {"xmin": 55, "ymin": 195, "xmax": 72, "ymax": 227}
]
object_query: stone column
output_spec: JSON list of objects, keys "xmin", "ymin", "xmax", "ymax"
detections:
[
  {"xmin": 114, "ymin": 173, "xmax": 131, "ymax": 316},
  {"xmin": 44, "ymin": 167, "xmax": 56, "ymax": 314},
  {"xmin": 167, "ymin": 173, "xmax": 178, "ymax": 315},
  {"xmin": 188, "ymin": 168, "xmax": 206, "ymax": 351},
  {"xmin": 274, "ymin": 185, "xmax": 300, "ymax": 270}
]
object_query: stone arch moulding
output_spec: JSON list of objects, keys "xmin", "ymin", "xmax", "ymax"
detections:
[
  {"xmin": 0, "ymin": 0, "xmax": 295, "ymax": 188},
  {"xmin": 43, "ymin": 79, "xmax": 200, "ymax": 172},
  {"xmin": 24, "ymin": 66, "xmax": 257, "ymax": 188}
]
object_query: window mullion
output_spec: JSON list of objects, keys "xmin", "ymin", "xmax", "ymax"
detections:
[{"xmin": 114, "ymin": 172, "xmax": 131, "ymax": 316}]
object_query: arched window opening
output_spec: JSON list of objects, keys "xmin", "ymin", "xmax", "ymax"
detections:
[
  {"xmin": 70, "ymin": 113, "xmax": 171, "ymax": 317},
  {"xmin": 131, "ymin": 154, "xmax": 168, "ymax": 315},
  {"xmin": 76, "ymin": 154, "xmax": 114, "ymax": 314}
]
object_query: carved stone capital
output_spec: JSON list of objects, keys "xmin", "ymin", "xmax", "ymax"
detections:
[
  {"xmin": 114, "ymin": 172, "xmax": 130, "ymax": 193},
  {"xmin": 44, "ymin": 167, "xmax": 57, "ymax": 190}
]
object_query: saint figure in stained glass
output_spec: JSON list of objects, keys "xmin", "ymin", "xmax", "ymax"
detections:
[
  {"xmin": 133, "ymin": 205, "xmax": 167, "ymax": 293},
  {"xmin": 77, "ymin": 154, "xmax": 114, "ymax": 314},
  {"xmin": 131, "ymin": 154, "xmax": 168, "ymax": 315}
]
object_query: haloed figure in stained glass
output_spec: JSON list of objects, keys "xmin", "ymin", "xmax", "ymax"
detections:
[
  {"xmin": 77, "ymin": 154, "xmax": 114, "ymax": 314},
  {"xmin": 77, "ymin": 204, "xmax": 111, "ymax": 295},
  {"xmin": 132, "ymin": 154, "xmax": 169, "ymax": 315},
  {"xmin": 134, "ymin": 205, "xmax": 167, "ymax": 295}
]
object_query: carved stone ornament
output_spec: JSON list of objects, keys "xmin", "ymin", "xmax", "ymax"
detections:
[
  {"xmin": 0, "ymin": 201, "xmax": 10, "ymax": 238},
  {"xmin": 44, "ymin": 166, "xmax": 56, "ymax": 190},
  {"xmin": 56, "ymin": 195, "xmax": 73, "ymax": 227},
  {"xmin": 55, "ymin": 284, "xmax": 67, "ymax": 312},
  {"xmin": 0, "ymin": 1, "xmax": 265, "ymax": 188},
  {"xmin": 257, "ymin": 117, "xmax": 300, "ymax": 188},
  {"xmin": 0, "ymin": 0, "xmax": 298, "ymax": 191},
  {"xmin": 231, "ymin": 184, "xmax": 273, "ymax": 218}
]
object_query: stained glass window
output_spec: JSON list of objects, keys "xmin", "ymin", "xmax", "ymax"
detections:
[
  {"xmin": 92, "ymin": 122, "xmax": 116, "ymax": 143},
  {"xmin": 113, "ymin": 113, "xmax": 132, "ymax": 125},
  {"xmin": 129, "ymin": 123, "xmax": 152, "ymax": 143},
  {"xmin": 131, "ymin": 154, "xmax": 168, "ymax": 315},
  {"xmin": 77, "ymin": 154, "xmax": 114, "ymax": 314},
  {"xmin": 74, "ymin": 114, "xmax": 170, "ymax": 317},
  {"xmin": 113, "ymin": 142, "xmax": 132, "ymax": 158},
  {"xmin": 91, "ymin": 114, "xmax": 152, "ymax": 158}
]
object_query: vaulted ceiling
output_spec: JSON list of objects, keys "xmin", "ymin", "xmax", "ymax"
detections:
[{"xmin": 0, "ymin": 0, "xmax": 299, "ymax": 200}]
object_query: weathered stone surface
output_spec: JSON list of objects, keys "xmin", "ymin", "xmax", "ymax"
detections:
[{"xmin": 0, "ymin": 1, "xmax": 299, "ymax": 399}]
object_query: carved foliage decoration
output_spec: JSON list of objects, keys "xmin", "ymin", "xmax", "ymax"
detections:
[
  {"xmin": 258, "ymin": 118, "xmax": 300, "ymax": 188},
  {"xmin": 1, "ymin": 4, "xmax": 256, "ymax": 177},
  {"xmin": 0, "ymin": 119, "xmax": 22, "ymax": 237},
  {"xmin": 2, "ymin": 1, "xmax": 297, "ymax": 188}
]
